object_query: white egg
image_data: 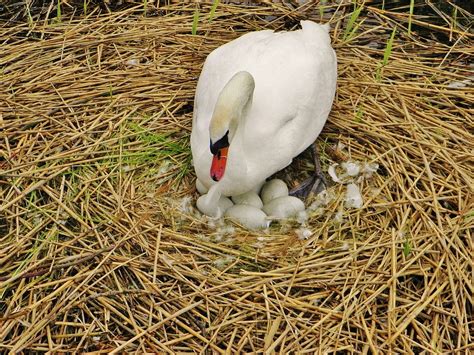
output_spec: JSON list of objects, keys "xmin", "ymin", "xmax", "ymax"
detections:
[
  {"xmin": 197, "ymin": 194, "xmax": 233, "ymax": 218},
  {"xmin": 224, "ymin": 205, "xmax": 269, "ymax": 229},
  {"xmin": 196, "ymin": 179, "xmax": 208, "ymax": 194},
  {"xmin": 231, "ymin": 191, "xmax": 263, "ymax": 208},
  {"xmin": 260, "ymin": 179, "xmax": 288, "ymax": 204},
  {"xmin": 218, "ymin": 196, "xmax": 234, "ymax": 212},
  {"xmin": 263, "ymin": 196, "xmax": 305, "ymax": 218}
]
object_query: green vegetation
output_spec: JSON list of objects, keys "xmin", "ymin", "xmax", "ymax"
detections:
[
  {"xmin": 403, "ymin": 239, "xmax": 412, "ymax": 257},
  {"xmin": 57, "ymin": 0, "xmax": 62, "ymax": 22},
  {"xmin": 192, "ymin": 8, "xmax": 199, "ymax": 35},
  {"xmin": 120, "ymin": 121, "xmax": 191, "ymax": 180},
  {"xmin": 376, "ymin": 27, "xmax": 397, "ymax": 82},
  {"xmin": 343, "ymin": 1, "xmax": 364, "ymax": 41},
  {"xmin": 209, "ymin": 0, "xmax": 220, "ymax": 22}
]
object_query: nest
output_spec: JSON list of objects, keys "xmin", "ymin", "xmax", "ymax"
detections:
[{"xmin": 1, "ymin": 2, "xmax": 472, "ymax": 353}]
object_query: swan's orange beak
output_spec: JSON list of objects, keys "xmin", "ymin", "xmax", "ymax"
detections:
[{"xmin": 210, "ymin": 147, "xmax": 228, "ymax": 182}]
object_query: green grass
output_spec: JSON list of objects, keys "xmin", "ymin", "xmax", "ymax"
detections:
[
  {"xmin": 120, "ymin": 145, "xmax": 188, "ymax": 170},
  {"xmin": 176, "ymin": 154, "xmax": 193, "ymax": 181},
  {"xmin": 355, "ymin": 106, "xmax": 364, "ymax": 122},
  {"xmin": 26, "ymin": 2, "xmax": 34, "ymax": 27},
  {"xmin": 343, "ymin": 1, "xmax": 364, "ymax": 41},
  {"xmin": 57, "ymin": 0, "xmax": 62, "ymax": 23},
  {"xmin": 382, "ymin": 27, "xmax": 397, "ymax": 66},
  {"xmin": 319, "ymin": 0, "xmax": 327, "ymax": 19},
  {"xmin": 403, "ymin": 239, "xmax": 412, "ymax": 257},
  {"xmin": 192, "ymin": 8, "xmax": 199, "ymax": 35},
  {"xmin": 376, "ymin": 27, "xmax": 397, "ymax": 82},
  {"xmin": 193, "ymin": 1, "xmax": 220, "ymax": 35},
  {"xmin": 127, "ymin": 122, "xmax": 187, "ymax": 154},
  {"xmin": 318, "ymin": 138, "xmax": 332, "ymax": 170},
  {"xmin": 451, "ymin": 6, "xmax": 458, "ymax": 34},
  {"xmin": 209, "ymin": 0, "xmax": 219, "ymax": 22},
  {"xmin": 122, "ymin": 122, "xmax": 190, "ymax": 175}
]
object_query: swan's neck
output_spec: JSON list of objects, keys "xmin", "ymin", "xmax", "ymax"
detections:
[{"xmin": 209, "ymin": 71, "xmax": 255, "ymax": 143}]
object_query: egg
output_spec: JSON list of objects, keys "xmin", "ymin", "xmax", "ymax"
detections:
[
  {"xmin": 197, "ymin": 194, "xmax": 233, "ymax": 217},
  {"xmin": 263, "ymin": 196, "xmax": 305, "ymax": 218},
  {"xmin": 224, "ymin": 205, "xmax": 269, "ymax": 229},
  {"xmin": 196, "ymin": 179, "xmax": 208, "ymax": 194},
  {"xmin": 218, "ymin": 196, "xmax": 234, "ymax": 211},
  {"xmin": 260, "ymin": 179, "xmax": 289, "ymax": 204},
  {"xmin": 231, "ymin": 191, "xmax": 263, "ymax": 208}
]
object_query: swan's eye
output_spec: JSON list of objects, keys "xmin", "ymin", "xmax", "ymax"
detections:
[{"xmin": 210, "ymin": 130, "xmax": 230, "ymax": 155}]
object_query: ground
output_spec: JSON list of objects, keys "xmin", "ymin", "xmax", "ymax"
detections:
[{"xmin": 0, "ymin": 1, "xmax": 473, "ymax": 353}]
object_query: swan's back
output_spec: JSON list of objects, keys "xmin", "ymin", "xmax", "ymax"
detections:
[{"xmin": 193, "ymin": 21, "xmax": 336, "ymax": 149}]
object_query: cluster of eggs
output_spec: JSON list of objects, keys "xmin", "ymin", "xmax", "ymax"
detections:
[{"xmin": 196, "ymin": 179, "xmax": 305, "ymax": 229}]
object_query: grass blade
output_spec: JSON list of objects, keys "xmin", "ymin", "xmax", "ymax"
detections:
[
  {"xmin": 57, "ymin": 0, "xmax": 62, "ymax": 23},
  {"xmin": 209, "ymin": 0, "xmax": 219, "ymax": 22},
  {"xmin": 343, "ymin": 2, "xmax": 363, "ymax": 41},
  {"xmin": 376, "ymin": 27, "xmax": 397, "ymax": 81},
  {"xmin": 382, "ymin": 27, "xmax": 397, "ymax": 66},
  {"xmin": 192, "ymin": 8, "xmax": 199, "ymax": 35},
  {"xmin": 403, "ymin": 240, "xmax": 412, "ymax": 257},
  {"xmin": 26, "ymin": 3, "xmax": 33, "ymax": 27},
  {"xmin": 319, "ymin": 0, "xmax": 327, "ymax": 19}
]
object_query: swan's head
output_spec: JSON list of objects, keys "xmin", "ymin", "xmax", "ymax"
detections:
[{"xmin": 209, "ymin": 71, "xmax": 255, "ymax": 182}]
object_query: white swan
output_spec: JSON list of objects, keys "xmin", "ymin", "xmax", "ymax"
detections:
[{"xmin": 191, "ymin": 20, "xmax": 337, "ymax": 213}]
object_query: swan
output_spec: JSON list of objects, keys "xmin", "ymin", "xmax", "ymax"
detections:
[{"xmin": 191, "ymin": 20, "xmax": 337, "ymax": 215}]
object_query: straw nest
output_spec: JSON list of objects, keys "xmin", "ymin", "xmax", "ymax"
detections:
[{"xmin": 1, "ymin": 2, "xmax": 472, "ymax": 353}]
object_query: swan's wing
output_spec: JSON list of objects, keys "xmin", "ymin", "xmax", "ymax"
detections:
[{"xmin": 231, "ymin": 23, "xmax": 337, "ymax": 158}]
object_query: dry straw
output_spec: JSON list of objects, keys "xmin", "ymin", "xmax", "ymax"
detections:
[{"xmin": 1, "ymin": 1, "xmax": 473, "ymax": 353}]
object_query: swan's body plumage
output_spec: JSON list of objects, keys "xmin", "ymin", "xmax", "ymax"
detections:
[{"xmin": 191, "ymin": 20, "xmax": 337, "ymax": 201}]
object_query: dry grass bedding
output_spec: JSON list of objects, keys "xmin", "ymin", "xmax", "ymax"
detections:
[{"xmin": 0, "ymin": 1, "xmax": 473, "ymax": 353}]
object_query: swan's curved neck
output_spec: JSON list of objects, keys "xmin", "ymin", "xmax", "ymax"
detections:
[{"xmin": 209, "ymin": 71, "xmax": 255, "ymax": 143}]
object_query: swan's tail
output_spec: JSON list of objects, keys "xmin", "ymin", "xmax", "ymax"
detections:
[{"xmin": 300, "ymin": 20, "xmax": 331, "ymax": 45}]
